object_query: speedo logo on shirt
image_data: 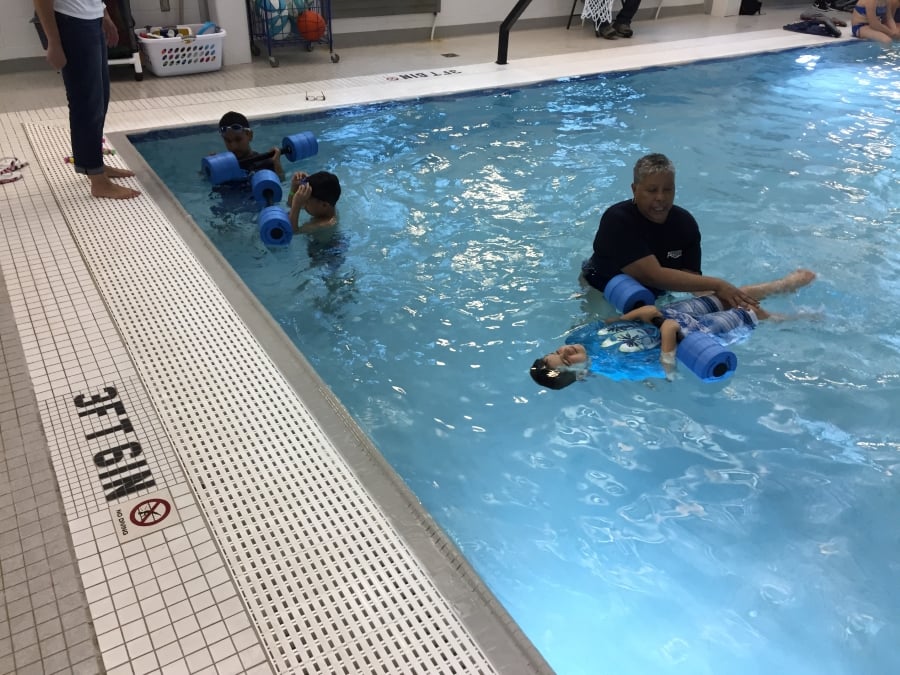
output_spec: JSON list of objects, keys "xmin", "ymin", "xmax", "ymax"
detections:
[{"xmin": 667, "ymin": 250, "xmax": 683, "ymax": 259}]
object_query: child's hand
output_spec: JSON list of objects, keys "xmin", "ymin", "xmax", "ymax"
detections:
[
  {"xmin": 292, "ymin": 182, "xmax": 312, "ymax": 205},
  {"xmin": 271, "ymin": 146, "xmax": 281, "ymax": 160},
  {"xmin": 630, "ymin": 306, "xmax": 662, "ymax": 323},
  {"xmin": 289, "ymin": 171, "xmax": 311, "ymax": 207}
]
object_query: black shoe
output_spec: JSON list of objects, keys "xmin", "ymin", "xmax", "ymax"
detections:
[
  {"xmin": 595, "ymin": 22, "xmax": 617, "ymax": 39},
  {"xmin": 613, "ymin": 22, "xmax": 633, "ymax": 38}
]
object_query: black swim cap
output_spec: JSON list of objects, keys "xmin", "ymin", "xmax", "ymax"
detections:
[
  {"xmin": 529, "ymin": 358, "xmax": 576, "ymax": 390},
  {"xmin": 218, "ymin": 111, "xmax": 250, "ymax": 129},
  {"xmin": 307, "ymin": 171, "xmax": 342, "ymax": 206}
]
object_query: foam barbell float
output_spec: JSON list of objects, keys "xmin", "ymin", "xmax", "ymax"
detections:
[
  {"xmin": 675, "ymin": 331, "xmax": 737, "ymax": 382},
  {"xmin": 201, "ymin": 131, "xmax": 319, "ymax": 184},
  {"xmin": 251, "ymin": 170, "xmax": 293, "ymax": 247},
  {"xmin": 604, "ymin": 274, "xmax": 656, "ymax": 314},
  {"xmin": 604, "ymin": 274, "xmax": 737, "ymax": 382}
]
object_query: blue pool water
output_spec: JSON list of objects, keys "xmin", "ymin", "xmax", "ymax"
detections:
[{"xmin": 132, "ymin": 42, "xmax": 900, "ymax": 675}]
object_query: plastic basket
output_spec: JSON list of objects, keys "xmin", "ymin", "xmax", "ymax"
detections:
[{"xmin": 136, "ymin": 23, "xmax": 226, "ymax": 76}]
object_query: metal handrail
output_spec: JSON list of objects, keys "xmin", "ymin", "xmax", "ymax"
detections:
[{"xmin": 496, "ymin": 0, "xmax": 533, "ymax": 65}]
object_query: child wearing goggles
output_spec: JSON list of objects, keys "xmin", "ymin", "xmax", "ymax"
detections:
[{"xmin": 217, "ymin": 111, "xmax": 285, "ymax": 179}]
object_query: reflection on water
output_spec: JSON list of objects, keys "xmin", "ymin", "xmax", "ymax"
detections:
[{"xmin": 132, "ymin": 43, "xmax": 900, "ymax": 675}]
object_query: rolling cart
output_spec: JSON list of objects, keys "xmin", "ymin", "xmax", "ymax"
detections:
[{"xmin": 246, "ymin": 0, "xmax": 339, "ymax": 67}]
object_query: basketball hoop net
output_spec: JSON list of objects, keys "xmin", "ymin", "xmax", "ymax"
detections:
[{"xmin": 582, "ymin": 0, "xmax": 613, "ymax": 28}]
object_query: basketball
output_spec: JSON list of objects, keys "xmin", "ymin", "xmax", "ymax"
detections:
[{"xmin": 297, "ymin": 10, "xmax": 326, "ymax": 42}]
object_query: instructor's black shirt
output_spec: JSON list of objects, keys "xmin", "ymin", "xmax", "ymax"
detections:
[{"xmin": 583, "ymin": 199, "xmax": 702, "ymax": 294}]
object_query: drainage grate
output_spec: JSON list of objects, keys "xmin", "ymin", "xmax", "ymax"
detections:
[{"xmin": 25, "ymin": 123, "xmax": 499, "ymax": 674}]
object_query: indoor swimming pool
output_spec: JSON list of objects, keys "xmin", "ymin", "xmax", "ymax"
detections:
[{"xmin": 132, "ymin": 41, "xmax": 900, "ymax": 675}]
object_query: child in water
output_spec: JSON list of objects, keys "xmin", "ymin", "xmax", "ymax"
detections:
[
  {"xmin": 217, "ymin": 111, "xmax": 284, "ymax": 179},
  {"xmin": 530, "ymin": 269, "xmax": 816, "ymax": 389},
  {"xmin": 287, "ymin": 170, "xmax": 341, "ymax": 235}
]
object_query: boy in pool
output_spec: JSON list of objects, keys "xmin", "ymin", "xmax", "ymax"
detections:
[
  {"xmin": 530, "ymin": 269, "xmax": 816, "ymax": 389},
  {"xmin": 217, "ymin": 111, "xmax": 285, "ymax": 179},
  {"xmin": 287, "ymin": 170, "xmax": 342, "ymax": 235}
]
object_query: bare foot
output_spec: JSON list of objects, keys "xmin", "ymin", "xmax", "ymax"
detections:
[
  {"xmin": 89, "ymin": 174, "xmax": 140, "ymax": 200},
  {"xmin": 741, "ymin": 268, "xmax": 816, "ymax": 300},
  {"xmin": 104, "ymin": 165, "xmax": 135, "ymax": 179},
  {"xmin": 778, "ymin": 268, "xmax": 817, "ymax": 293}
]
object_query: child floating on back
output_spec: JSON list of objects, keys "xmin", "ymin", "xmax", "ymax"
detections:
[{"xmin": 530, "ymin": 269, "xmax": 816, "ymax": 389}]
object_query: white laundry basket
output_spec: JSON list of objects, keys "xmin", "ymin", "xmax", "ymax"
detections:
[{"xmin": 136, "ymin": 24, "xmax": 226, "ymax": 76}]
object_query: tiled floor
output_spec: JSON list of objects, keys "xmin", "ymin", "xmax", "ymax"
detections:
[
  {"xmin": 0, "ymin": 273, "xmax": 102, "ymax": 675},
  {"xmin": 0, "ymin": 7, "xmax": 850, "ymax": 674}
]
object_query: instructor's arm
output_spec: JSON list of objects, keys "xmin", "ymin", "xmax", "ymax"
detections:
[
  {"xmin": 33, "ymin": 0, "xmax": 66, "ymax": 70},
  {"xmin": 622, "ymin": 255, "xmax": 760, "ymax": 310}
]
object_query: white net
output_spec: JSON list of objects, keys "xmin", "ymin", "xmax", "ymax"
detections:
[{"xmin": 582, "ymin": 0, "xmax": 613, "ymax": 27}]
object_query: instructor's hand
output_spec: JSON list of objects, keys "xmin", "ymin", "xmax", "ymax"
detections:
[
  {"xmin": 714, "ymin": 280, "xmax": 759, "ymax": 311},
  {"xmin": 103, "ymin": 14, "xmax": 119, "ymax": 47},
  {"xmin": 45, "ymin": 40, "xmax": 66, "ymax": 70}
]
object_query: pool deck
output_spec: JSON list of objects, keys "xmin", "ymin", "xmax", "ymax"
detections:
[{"xmin": 0, "ymin": 8, "xmax": 852, "ymax": 675}]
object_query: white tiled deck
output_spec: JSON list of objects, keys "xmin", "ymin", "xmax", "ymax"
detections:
[{"xmin": 0, "ymin": 8, "xmax": 850, "ymax": 674}]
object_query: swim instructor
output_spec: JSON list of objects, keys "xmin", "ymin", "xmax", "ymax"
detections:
[
  {"xmin": 581, "ymin": 153, "xmax": 759, "ymax": 310},
  {"xmin": 33, "ymin": 0, "xmax": 140, "ymax": 200}
]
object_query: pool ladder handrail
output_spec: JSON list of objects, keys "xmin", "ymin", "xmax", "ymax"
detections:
[{"xmin": 497, "ymin": 0, "xmax": 533, "ymax": 65}]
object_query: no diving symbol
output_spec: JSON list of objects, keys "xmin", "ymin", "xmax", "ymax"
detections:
[
  {"xmin": 110, "ymin": 489, "xmax": 180, "ymax": 542},
  {"xmin": 129, "ymin": 497, "xmax": 171, "ymax": 527}
]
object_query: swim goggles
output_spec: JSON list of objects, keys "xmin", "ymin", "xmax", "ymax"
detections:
[
  {"xmin": 219, "ymin": 123, "xmax": 251, "ymax": 135},
  {"xmin": 0, "ymin": 157, "xmax": 28, "ymax": 185}
]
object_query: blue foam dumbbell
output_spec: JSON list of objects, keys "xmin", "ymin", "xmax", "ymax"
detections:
[
  {"xmin": 250, "ymin": 170, "xmax": 293, "ymax": 246},
  {"xmin": 280, "ymin": 131, "xmax": 318, "ymax": 162},
  {"xmin": 259, "ymin": 206, "xmax": 293, "ymax": 247},
  {"xmin": 251, "ymin": 169, "xmax": 282, "ymax": 206},
  {"xmin": 676, "ymin": 331, "xmax": 737, "ymax": 382},
  {"xmin": 201, "ymin": 152, "xmax": 246, "ymax": 184},
  {"xmin": 201, "ymin": 131, "xmax": 319, "ymax": 185},
  {"xmin": 604, "ymin": 274, "xmax": 656, "ymax": 313}
]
